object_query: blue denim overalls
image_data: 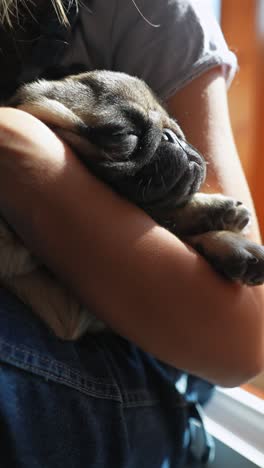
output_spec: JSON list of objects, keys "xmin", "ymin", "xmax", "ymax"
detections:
[{"xmin": 0, "ymin": 288, "xmax": 214, "ymax": 467}]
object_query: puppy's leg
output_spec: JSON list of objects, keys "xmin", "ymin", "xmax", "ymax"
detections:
[
  {"xmin": 0, "ymin": 219, "xmax": 38, "ymax": 278},
  {"xmin": 3, "ymin": 269, "xmax": 106, "ymax": 340},
  {"xmin": 162, "ymin": 194, "xmax": 264, "ymax": 285},
  {"xmin": 185, "ymin": 231, "xmax": 264, "ymax": 286},
  {"xmin": 165, "ymin": 193, "xmax": 251, "ymax": 236}
]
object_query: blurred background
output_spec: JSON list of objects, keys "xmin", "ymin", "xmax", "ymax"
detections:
[{"xmin": 211, "ymin": 0, "xmax": 264, "ymax": 397}]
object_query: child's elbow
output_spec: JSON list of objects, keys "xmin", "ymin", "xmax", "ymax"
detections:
[
  {"xmin": 218, "ymin": 319, "xmax": 264, "ymax": 388},
  {"xmin": 210, "ymin": 286, "xmax": 264, "ymax": 389},
  {"xmin": 218, "ymin": 352, "xmax": 264, "ymax": 389}
]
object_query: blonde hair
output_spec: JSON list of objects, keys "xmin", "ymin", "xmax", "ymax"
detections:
[
  {"xmin": 0, "ymin": 0, "xmax": 160, "ymax": 29},
  {"xmin": 0, "ymin": 0, "xmax": 78, "ymax": 28}
]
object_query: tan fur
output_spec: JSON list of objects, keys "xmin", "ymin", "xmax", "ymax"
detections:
[
  {"xmin": 0, "ymin": 219, "xmax": 104, "ymax": 338},
  {"xmin": 18, "ymin": 98, "xmax": 84, "ymax": 130}
]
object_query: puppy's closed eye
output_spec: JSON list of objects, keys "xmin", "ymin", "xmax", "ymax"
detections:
[{"xmin": 83, "ymin": 124, "xmax": 139, "ymax": 158}]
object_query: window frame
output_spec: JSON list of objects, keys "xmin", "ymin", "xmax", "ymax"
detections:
[{"xmin": 204, "ymin": 387, "xmax": 264, "ymax": 467}]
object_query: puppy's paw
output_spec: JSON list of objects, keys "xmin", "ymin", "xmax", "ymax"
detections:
[
  {"xmin": 0, "ymin": 219, "xmax": 38, "ymax": 278},
  {"xmin": 212, "ymin": 195, "xmax": 251, "ymax": 233},
  {"xmin": 186, "ymin": 231, "xmax": 264, "ymax": 286},
  {"xmin": 167, "ymin": 193, "xmax": 251, "ymax": 236}
]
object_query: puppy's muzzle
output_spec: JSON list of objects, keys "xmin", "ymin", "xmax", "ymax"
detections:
[{"xmin": 117, "ymin": 129, "xmax": 206, "ymax": 212}]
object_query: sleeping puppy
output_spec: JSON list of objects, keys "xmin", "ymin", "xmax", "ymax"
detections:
[{"xmin": 1, "ymin": 70, "xmax": 264, "ymax": 339}]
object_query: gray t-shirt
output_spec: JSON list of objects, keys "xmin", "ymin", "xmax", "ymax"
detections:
[
  {"xmin": 0, "ymin": 0, "xmax": 237, "ymax": 102},
  {"xmin": 60, "ymin": 0, "xmax": 237, "ymax": 101}
]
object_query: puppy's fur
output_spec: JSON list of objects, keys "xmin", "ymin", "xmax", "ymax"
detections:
[{"xmin": 1, "ymin": 70, "xmax": 264, "ymax": 339}]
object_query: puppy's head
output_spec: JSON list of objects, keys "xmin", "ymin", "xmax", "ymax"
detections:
[{"xmin": 10, "ymin": 71, "xmax": 206, "ymax": 213}]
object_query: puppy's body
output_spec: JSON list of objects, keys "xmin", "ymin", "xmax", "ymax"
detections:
[{"xmin": 1, "ymin": 70, "xmax": 264, "ymax": 339}]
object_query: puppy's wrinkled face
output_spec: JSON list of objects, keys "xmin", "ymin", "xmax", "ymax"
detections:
[{"xmin": 10, "ymin": 71, "xmax": 206, "ymax": 213}]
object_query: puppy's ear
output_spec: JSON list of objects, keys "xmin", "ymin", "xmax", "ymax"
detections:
[{"xmin": 9, "ymin": 83, "xmax": 85, "ymax": 131}]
